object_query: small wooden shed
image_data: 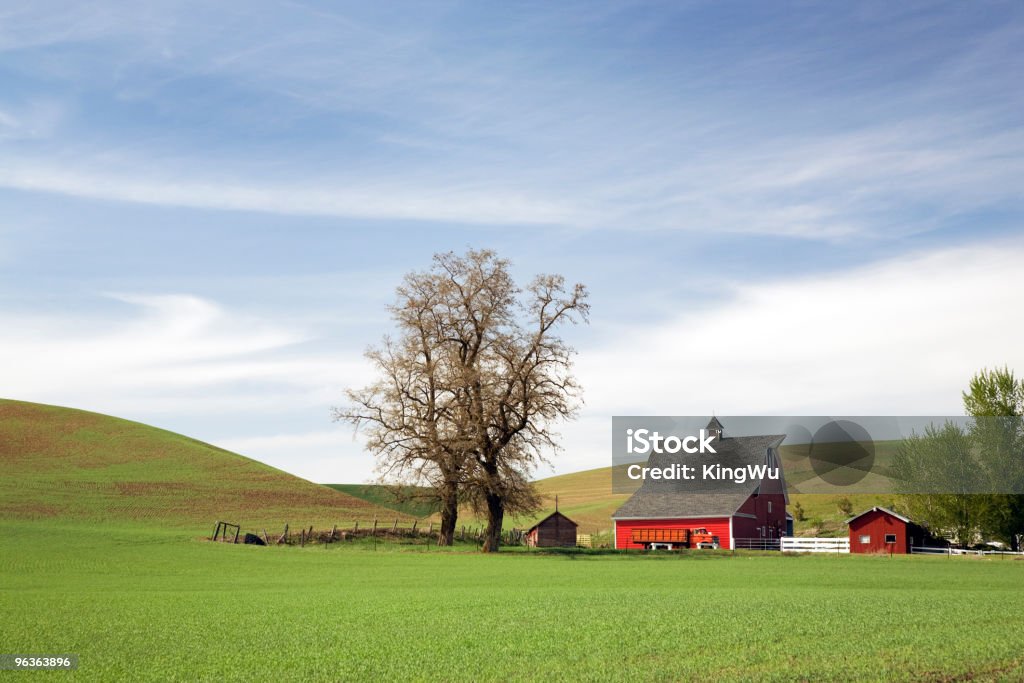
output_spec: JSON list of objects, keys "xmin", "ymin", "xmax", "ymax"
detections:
[
  {"xmin": 525, "ymin": 511, "xmax": 578, "ymax": 548},
  {"xmin": 846, "ymin": 506, "xmax": 933, "ymax": 554}
]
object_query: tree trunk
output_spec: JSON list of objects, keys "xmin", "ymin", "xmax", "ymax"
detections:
[
  {"xmin": 482, "ymin": 490, "xmax": 504, "ymax": 553},
  {"xmin": 437, "ymin": 485, "xmax": 458, "ymax": 546}
]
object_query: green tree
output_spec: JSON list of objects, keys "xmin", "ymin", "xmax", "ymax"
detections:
[
  {"xmin": 894, "ymin": 367, "xmax": 1024, "ymax": 549},
  {"xmin": 963, "ymin": 366, "xmax": 1024, "ymax": 418},
  {"xmin": 962, "ymin": 366, "xmax": 1024, "ymax": 551},
  {"xmin": 892, "ymin": 422, "xmax": 985, "ymax": 547}
]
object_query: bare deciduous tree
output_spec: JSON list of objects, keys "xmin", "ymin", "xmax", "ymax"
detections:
[{"xmin": 334, "ymin": 249, "xmax": 588, "ymax": 551}]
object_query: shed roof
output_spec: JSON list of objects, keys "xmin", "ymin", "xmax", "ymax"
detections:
[
  {"xmin": 612, "ymin": 423, "xmax": 786, "ymax": 520},
  {"xmin": 844, "ymin": 506, "xmax": 911, "ymax": 525}
]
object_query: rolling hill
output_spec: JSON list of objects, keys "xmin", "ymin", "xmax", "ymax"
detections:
[{"xmin": 0, "ymin": 399, "xmax": 407, "ymax": 531}]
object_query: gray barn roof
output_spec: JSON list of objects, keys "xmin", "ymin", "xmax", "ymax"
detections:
[{"xmin": 612, "ymin": 420, "xmax": 785, "ymax": 520}]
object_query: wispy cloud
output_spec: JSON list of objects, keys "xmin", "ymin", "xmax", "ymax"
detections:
[
  {"xmin": 577, "ymin": 239, "xmax": 1024, "ymax": 420},
  {"xmin": 2, "ymin": 106, "xmax": 1020, "ymax": 238},
  {"xmin": 0, "ymin": 161, "xmax": 582, "ymax": 226},
  {"xmin": 0, "ymin": 293, "xmax": 318, "ymax": 406},
  {"xmin": 0, "ymin": 2, "xmax": 1020, "ymax": 238}
]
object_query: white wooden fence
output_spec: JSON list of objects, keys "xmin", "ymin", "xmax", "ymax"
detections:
[
  {"xmin": 781, "ymin": 536, "xmax": 850, "ymax": 553},
  {"xmin": 912, "ymin": 546, "xmax": 1024, "ymax": 557},
  {"xmin": 779, "ymin": 539, "xmax": 1024, "ymax": 556}
]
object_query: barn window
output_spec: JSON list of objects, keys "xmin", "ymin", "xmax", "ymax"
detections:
[
  {"xmin": 767, "ymin": 501, "xmax": 772, "ymax": 514},
  {"xmin": 859, "ymin": 535, "xmax": 870, "ymax": 544},
  {"xmin": 885, "ymin": 534, "xmax": 897, "ymax": 543}
]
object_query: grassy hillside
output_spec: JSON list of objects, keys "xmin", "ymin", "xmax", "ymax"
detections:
[
  {"xmin": 788, "ymin": 492, "xmax": 904, "ymax": 537},
  {"xmin": 326, "ymin": 483, "xmax": 439, "ymax": 518},
  {"xmin": 779, "ymin": 440, "xmax": 901, "ymax": 494},
  {"xmin": 0, "ymin": 399, "xmax": 406, "ymax": 531}
]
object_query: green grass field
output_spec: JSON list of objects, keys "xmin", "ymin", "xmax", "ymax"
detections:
[
  {"xmin": 3, "ymin": 521, "xmax": 1023, "ymax": 682},
  {"xmin": 4, "ymin": 399, "xmax": 1021, "ymax": 681}
]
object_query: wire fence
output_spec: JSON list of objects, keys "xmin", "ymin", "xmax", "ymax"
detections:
[
  {"xmin": 213, "ymin": 518, "xmax": 615, "ymax": 550},
  {"xmin": 215, "ymin": 520, "xmax": 529, "ymax": 547}
]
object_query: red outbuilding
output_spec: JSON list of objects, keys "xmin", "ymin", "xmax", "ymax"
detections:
[
  {"xmin": 846, "ymin": 506, "xmax": 934, "ymax": 554},
  {"xmin": 612, "ymin": 418, "xmax": 788, "ymax": 550}
]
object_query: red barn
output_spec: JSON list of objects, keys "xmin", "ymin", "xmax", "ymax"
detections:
[
  {"xmin": 846, "ymin": 506, "xmax": 933, "ymax": 554},
  {"xmin": 612, "ymin": 418, "xmax": 788, "ymax": 550}
]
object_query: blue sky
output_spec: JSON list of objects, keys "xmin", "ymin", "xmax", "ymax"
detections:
[{"xmin": 2, "ymin": 1, "xmax": 1023, "ymax": 482}]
